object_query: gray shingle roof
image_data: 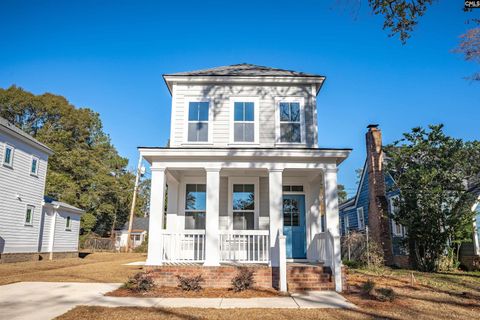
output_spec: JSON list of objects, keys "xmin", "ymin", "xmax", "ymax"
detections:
[
  {"xmin": 0, "ymin": 116, "xmax": 54, "ymax": 155},
  {"xmin": 119, "ymin": 217, "xmax": 149, "ymax": 232},
  {"xmin": 164, "ymin": 63, "xmax": 324, "ymax": 78}
]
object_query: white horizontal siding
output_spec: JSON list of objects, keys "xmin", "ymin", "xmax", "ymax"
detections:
[
  {"xmin": 52, "ymin": 210, "xmax": 80, "ymax": 252},
  {"xmin": 170, "ymin": 84, "xmax": 317, "ymax": 148},
  {"xmin": 0, "ymin": 131, "xmax": 49, "ymax": 254}
]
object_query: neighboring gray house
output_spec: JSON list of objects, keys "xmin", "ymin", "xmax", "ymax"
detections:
[
  {"xmin": 115, "ymin": 217, "xmax": 149, "ymax": 250},
  {"xmin": 0, "ymin": 117, "xmax": 83, "ymax": 262}
]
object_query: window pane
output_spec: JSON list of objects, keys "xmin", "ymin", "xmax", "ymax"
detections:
[
  {"xmin": 291, "ymin": 185, "xmax": 303, "ymax": 192},
  {"xmin": 244, "ymin": 123, "xmax": 254, "ymax": 142},
  {"xmin": 290, "ymin": 103, "xmax": 300, "ymax": 122},
  {"xmin": 188, "ymin": 102, "xmax": 199, "ymax": 121},
  {"xmin": 185, "ymin": 184, "xmax": 206, "ymax": 210},
  {"xmin": 185, "ymin": 212, "xmax": 206, "ymax": 230},
  {"xmin": 197, "ymin": 122, "xmax": 208, "ymax": 141},
  {"xmin": 282, "ymin": 186, "xmax": 291, "ymax": 192},
  {"xmin": 234, "ymin": 102, "xmax": 244, "ymax": 121},
  {"xmin": 233, "ymin": 212, "xmax": 254, "ymax": 230},
  {"xmin": 281, "ymin": 123, "xmax": 300, "ymax": 143},
  {"xmin": 5, "ymin": 147, "xmax": 12, "ymax": 164},
  {"xmin": 234, "ymin": 123, "xmax": 244, "ymax": 142},
  {"xmin": 198, "ymin": 102, "xmax": 209, "ymax": 121},
  {"xmin": 31, "ymin": 159, "xmax": 37, "ymax": 174},
  {"xmin": 244, "ymin": 102, "xmax": 254, "ymax": 121},
  {"xmin": 290, "ymin": 124, "xmax": 301, "ymax": 142},
  {"xmin": 279, "ymin": 103, "xmax": 290, "ymax": 121},
  {"xmin": 188, "ymin": 123, "xmax": 198, "ymax": 141},
  {"xmin": 233, "ymin": 184, "xmax": 254, "ymax": 210}
]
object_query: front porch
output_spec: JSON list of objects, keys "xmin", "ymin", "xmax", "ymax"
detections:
[{"xmin": 140, "ymin": 147, "xmax": 349, "ymax": 292}]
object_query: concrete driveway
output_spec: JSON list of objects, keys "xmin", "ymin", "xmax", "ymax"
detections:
[{"xmin": 0, "ymin": 282, "xmax": 119, "ymax": 320}]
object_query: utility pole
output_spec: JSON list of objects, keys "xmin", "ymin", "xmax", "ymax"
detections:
[{"xmin": 126, "ymin": 155, "xmax": 143, "ymax": 252}]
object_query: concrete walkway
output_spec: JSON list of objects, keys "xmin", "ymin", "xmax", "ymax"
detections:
[{"xmin": 0, "ymin": 282, "xmax": 356, "ymax": 320}]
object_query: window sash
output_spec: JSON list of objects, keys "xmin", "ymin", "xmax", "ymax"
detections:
[
  {"xmin": 31, "ymin": 157, "xmax": 38, "ymax": 175},
  {"xmin": 233, "ymin": 102, "xmax": 255, "ymax": 142},
  {"xmin": 187, "ymin": 102, "xmax": 209, "ymax": 142},
  {"xmin": 357, "ymin": 207, "xmax": 365, "ymax": 230},
  {"xmin": 233, "ymin": 211, "xmax": 254, "ymax": 230},
  {"xmin": 3, "ymin": 145, "xmax": 13, "ymax": 166},
  {"xmin": 66, "ymin": 216, "xmax": 71, "ymax": 229},
  {"xmin": 185, "ymin": 211, "xmax": 206, "ymax": 230},
  {"xmin": 25, "ymin": 206, "xmax": 34, "ymax": 225}
]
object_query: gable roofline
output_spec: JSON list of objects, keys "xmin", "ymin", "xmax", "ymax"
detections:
[
  {"xmin": 162, "ymin": 64, "xmax": 326, "ymax": 95},
  {"xmin": 43, "ymin": 196, "xmax": 84, "ymax": 215},
  {"xmin": 0, "ymin": 117, "xmax": 54, "ymax": 156}
]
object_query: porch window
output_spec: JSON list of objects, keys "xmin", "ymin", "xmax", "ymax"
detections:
[
  {"xmin": 283, "ymin": 198, "xmax": 300, "ymax": 226},
  {"xmin": 232, "ymin": 184, "xmax": 254, "ymax": 230},
  {"xmin": 234, "ymin": 102, "xmax": 255, "ymax": 142},
  {"xmin": 185, "ymin": 184, "xmax": 206, "ymax": 229},
  {"xmin": 279, "ymin": 102, "xmax": 302, "ymax": 143},
  {"xmin": 187, "ymin": 102, "xmax": 209, "ymax": 142}
]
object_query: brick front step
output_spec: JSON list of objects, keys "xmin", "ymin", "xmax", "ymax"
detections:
[{"xmin": 287, "ymin": 263, "xmax": 334, "ymax": 292}]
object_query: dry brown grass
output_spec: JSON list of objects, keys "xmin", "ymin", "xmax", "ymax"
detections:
[
  {"xmin": 0, "ymin": 252, "xmax": 145, "ymax": 285},
  {"xmin": 57, "ymin": 268, "xmax": 480, "ymax": 320}
]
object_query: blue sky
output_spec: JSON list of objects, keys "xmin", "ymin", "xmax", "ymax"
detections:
[{"xmin": 0, "ymin": 1, "xmax": 479, "ymax": 196}]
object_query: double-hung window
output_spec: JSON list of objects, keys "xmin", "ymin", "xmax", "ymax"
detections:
[
  {"xmin": 389, "ymin": 196, "xmax": 405, "ymax": 237},
  {"xmin": 3, "ymin": 144, "xmax": 14, "ymax": 167},
  {"xmin": 187, "ymin": 101, "xmax": 209, "ymax": 142},
  {"xmin": 232, "ymin": 184, "xmax": 255, "ymax": 230},
  {"xmin": 30, "ymin": 156, "xmax": 39, "ymax": 176},
  {"xmin": 343, "ymin": 215, "xmax": 349, "ymax": 235},
  {"xmin": 25, "ymin": 205, "xmax": 34, "ymax": 226},
  {"xmin": 356, "ymin": 207, "xmax": 365, "ymax": 230},
  {"xmin": 278, "ymin": 101, "xmax": 302, "ymax": 143},
  {"xmin": 233, "ymin": 101, "xmax": 255, "ymax": 142},
  {"xmin": 185, "ymin": 184, "xmax": 206, "ymax": 230}
]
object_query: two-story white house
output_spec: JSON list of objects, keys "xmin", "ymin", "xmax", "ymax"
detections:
[
  {"xmin": 140, "ymin": 64, "xmax": 351, "ymax": 292},
  {"xmin": 0, "ymin": 116, "xmax": 84, "ymax": 263}
]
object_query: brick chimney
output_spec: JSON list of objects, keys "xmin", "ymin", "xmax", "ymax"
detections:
[{"xmin": 366, "ymin": 124, "xmax": 394, "ymax": 266}]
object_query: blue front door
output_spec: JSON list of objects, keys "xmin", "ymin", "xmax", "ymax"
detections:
[{"xmin": 283, "ymin": 194, "xmax": 306, "ymax": 259}]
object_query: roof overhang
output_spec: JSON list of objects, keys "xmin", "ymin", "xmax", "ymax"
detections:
[
  {"xmin": 42, "ymin": 201, "xmax": 85, "ymax": 215},
  {"xmin": 139, "ymin": 147, "xmax": 351, "ymax": 167},
  {"xmin": 0, "ymin": 125, "xmax": 54, "ymax": 156},
  {"xmin": 162, "ymin": 75, "xmax": 326, "ymax": 96}
]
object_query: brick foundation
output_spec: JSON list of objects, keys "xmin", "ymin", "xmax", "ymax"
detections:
[
  {"xmin": 286, "ymin": 264, "xmax": 333, "ymax": 291},
  {"xmin": 0, "ymin": 251, "xmax": 78, "ymax": 263},
  {"xmin": 146, "ymin": 265, "xmax": 277, "ymax": 289}
]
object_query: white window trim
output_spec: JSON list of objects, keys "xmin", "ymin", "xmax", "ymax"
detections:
[
  {"xmin": 180, "ymin": 176, "xmax": 207, "ymax": 231},
  {"xmin": 228, "ymin": 176, "xmax": 259, "ymax": 230},
  {"xmin": 30, "ymin": 155, "xmax": 39, "ymax": 176},
  {"xmin": 2, "ymin": 143, "xmax": 14, "ymax": 168},
  {"xmin": 356, "ymin": 207, "xmax": 365, "ymax": 230},
  {"xmin": 389, "ymin": 195, "xmax": 405, "ymax": 237},
  {"xmin": 25, "ymin": 204, "xmax": 34, "ymax": 226},
  {"xmin": 274, "ymin": 97, "xmax": 306, "ymax": 145},
  {"xmin": 228, "ymin": 97, "xmax": 260, "ymax": 145},
  {"xmin": 183, "ymin": 98, "xmax": 213, "ymax": 145}
]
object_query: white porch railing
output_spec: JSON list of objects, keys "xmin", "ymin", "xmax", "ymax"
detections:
[
  {"xmin": 314, "ymin": 229, "xmax": 342, "ymax": 292},
  {"xmin": 160, "ymin": 230, "xmax": 206, "ymax": 262},
  {"xmin": 219, "ymin": 230, "xmax": 270, "ymax": 263}
]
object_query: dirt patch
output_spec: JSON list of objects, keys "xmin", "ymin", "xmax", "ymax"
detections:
[{"xmin": 107, "ymin": 286, "xmax": 284, "ymax": 298}]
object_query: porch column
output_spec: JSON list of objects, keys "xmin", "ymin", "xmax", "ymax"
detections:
[
  {"xmin": 269, "ymin": 168, "xmax": 283, "ymax": 267},
  {"xmin": 166, "ymin": 175, "xmax": 179, "ymax": 231},
  {"xmin": 146, "ymin": 167, "xmax": 166, "ymax": 266},
  {"xmin": 324, "ymin": 167, "xmax": 343, "ymax": 292},
  {"xmin": 204, "ymin": 168, "xmax": 221, "ymax": 266}
]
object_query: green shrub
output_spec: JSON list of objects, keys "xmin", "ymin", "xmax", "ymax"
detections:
[
  {"xmin": 123, "ymin": 272, "xmax": 155, "ymax": 292},
  {"xmin": 375, "ymin": 287, "xmax": 396, "ymax": 302},
  {"xmin": 360, "ymin": 279, "xmax": 376, "ymax": 296},
  {"xmin": 342, "ymin": 259, "xmax": 361, "ymax": 269},
  {"xmin": 176, "ymin": 274, "xmax": 203, "ymax": 291},
  {"xmin": 231, "ymin": 268, "xmax": 255, "ymax": 292}
]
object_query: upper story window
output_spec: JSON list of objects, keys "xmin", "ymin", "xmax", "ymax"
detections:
[
  {"xmin": 30, "ymin": 156, "xmax": 39, "ymax": 176},
  {"xmin": 356, "ymin": 207, "xmax": 365, "ymax": 230},
  {"xmin": 25, "ymin": 205, "xmax": 34, "ymax": 226},
  {"xmin": 230, "ymin": 98, "xmax": 259, "ymax": 144},
  {"xmin": 389, "ymin": 195, "xmax": 405, "ymax": 237},
  {"xmin": 275, "ymin": 98, "xmax": 305, "ymax": 144},
  {"xmin": 187, "ymin": 101, "xmax": 209, "ymax": 142},
  {"xmin": 185, "ymin": 184, "xmax": 206, "ymax": 229},
  {"xmin": 3, "ymin": 144, "xmax": 14, "ymax": 167}
]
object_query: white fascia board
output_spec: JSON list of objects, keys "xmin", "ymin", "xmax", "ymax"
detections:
[
  {"xmin": 163, "ymin": 75, "xmax": 325, "ymax": 95},
  {"xmin": 139, "ymin": 147, "xmax": 351, "ymax": 164}
]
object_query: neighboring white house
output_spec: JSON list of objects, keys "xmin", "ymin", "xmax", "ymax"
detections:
[
  {"xmin": 0, "ymin": 116, "xmax": 83, "ymax": 262},
  {"xmin": 139, "ymin": 64, "xmax": 351, "ymax": 292},
  {"xmin": 115, "ymin": 217, "xmax": 149, "ymax": 250}
]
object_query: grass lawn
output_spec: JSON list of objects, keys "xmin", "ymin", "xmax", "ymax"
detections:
[
  {"xmin": 0, "ymin": 252, "xmax": 145, "ymax": 285},
  {"xmin": 57, "ymin": 267, "xmax": 480, "ymax": 320}
]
